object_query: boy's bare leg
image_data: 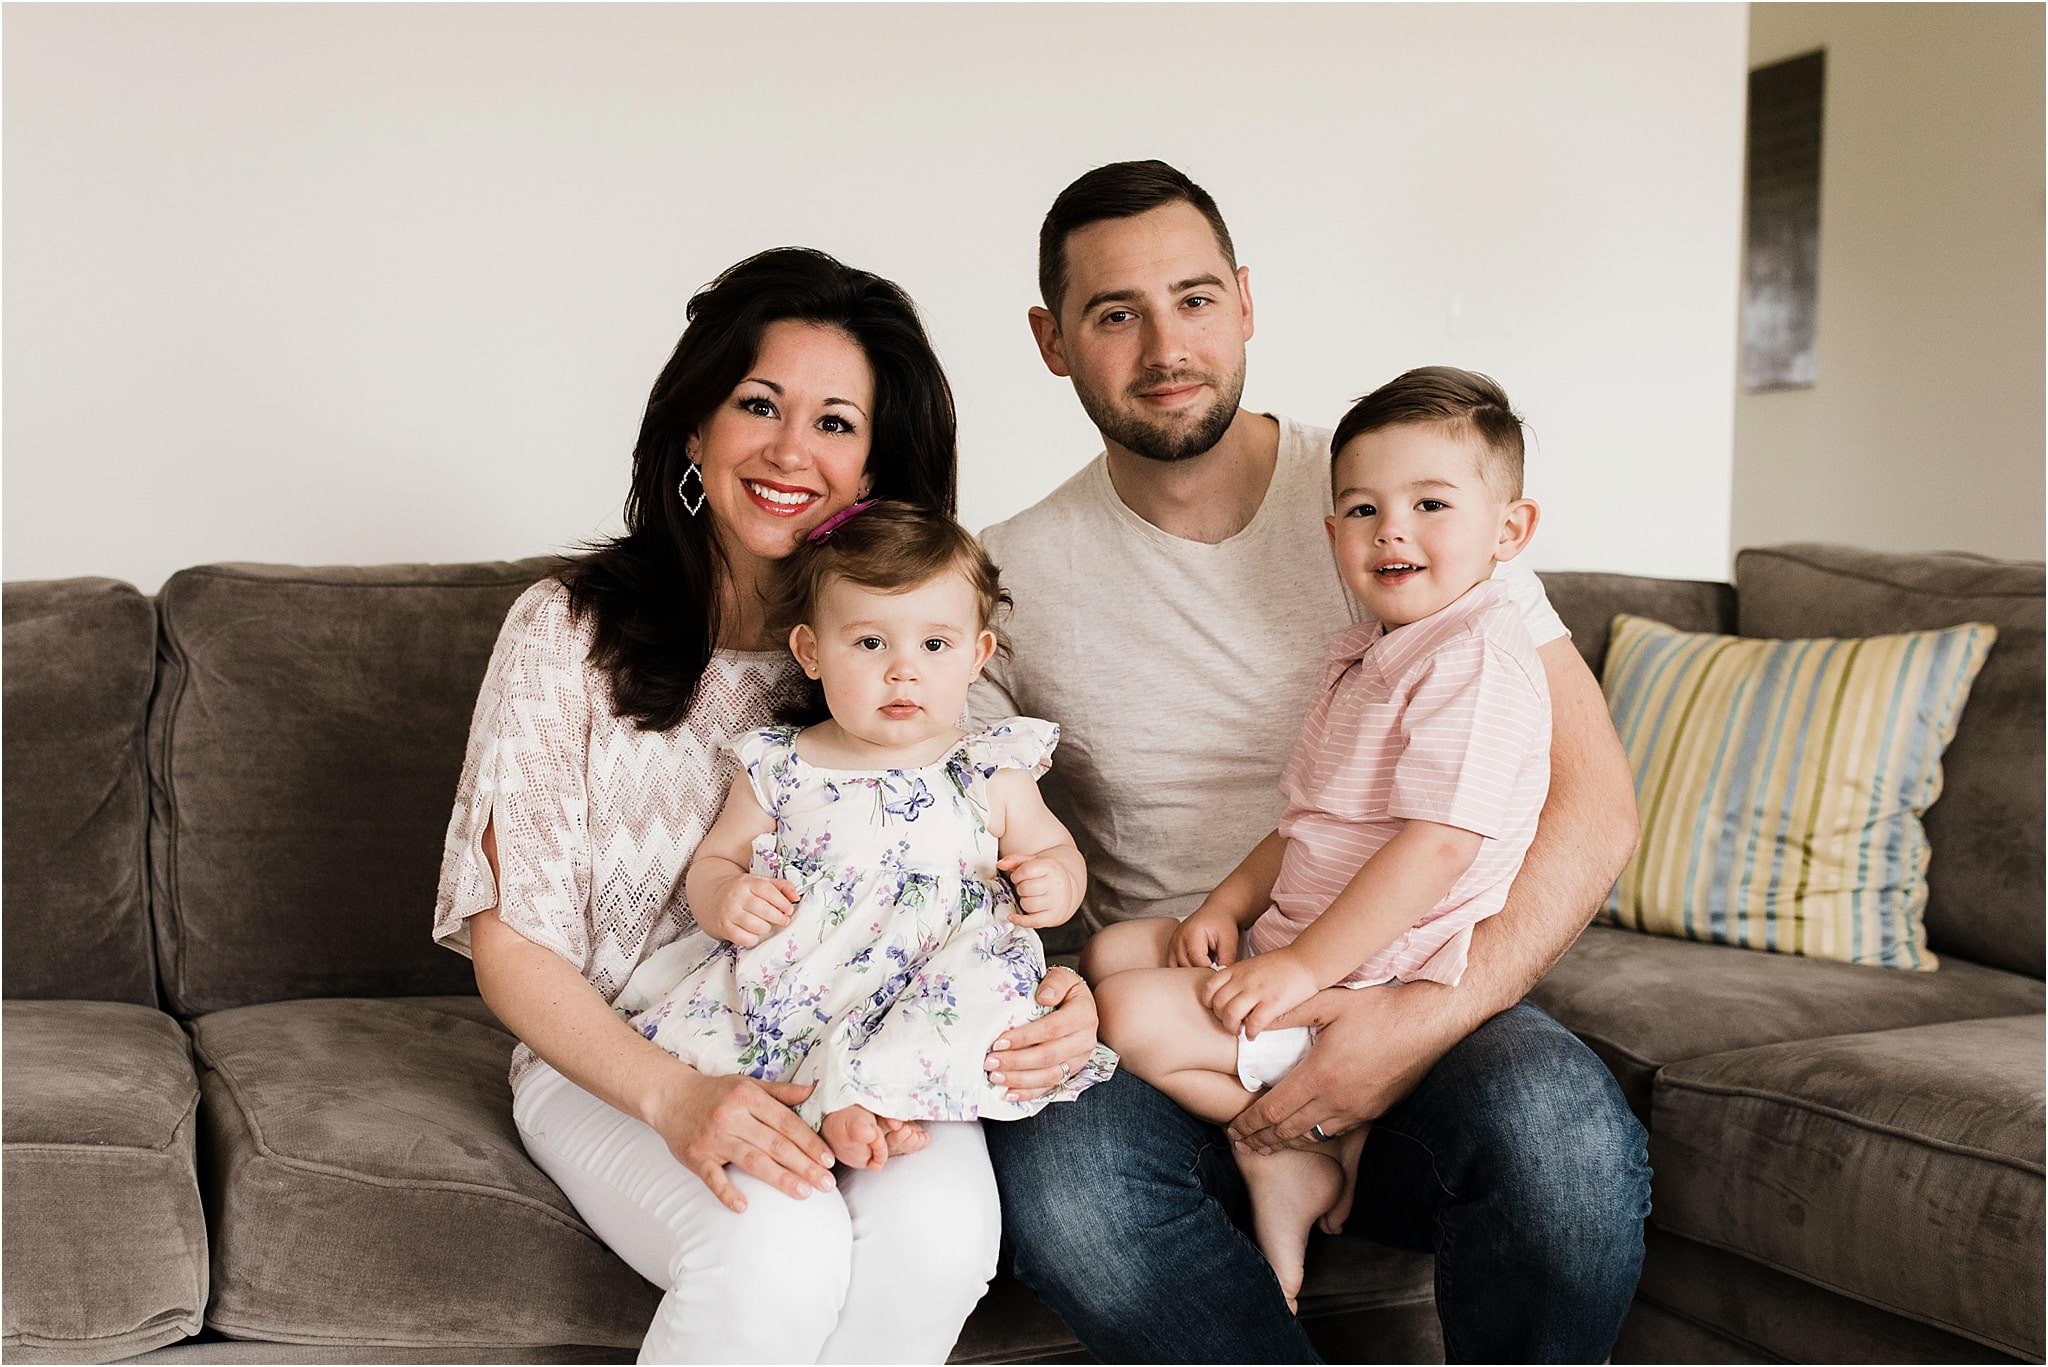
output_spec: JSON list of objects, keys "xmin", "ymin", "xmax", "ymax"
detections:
[
  {"xmin": 822, "ymin": 1103, "xmax": 891, "ymax": 1169},
  {"xmin": 1096, "ymin": 966, "xmax": 1342, "ymax": 1311},
  {"xmin": 1078, "ymin": 915, "xmax": 1180, "ymax": 984}
]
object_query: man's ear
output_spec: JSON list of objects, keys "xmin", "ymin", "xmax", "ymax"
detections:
[
  {"xmin": 1495, "ymin": 499, "xmax": 1540, "ymax": 563},
  {"xmin": 789, "ymin": 623, "xmax": 822, "ymax": 678},
  {"xmin": 1027, "ymin": 306, "xmax": 1070, "ymax": 378},
  {"xmin": 971, "ymin": 628, "xmax": 998, "ymax": 675},
  {"xmin": 1237, "ymin": 265, "xmax": 1255, "ymax": 344}
]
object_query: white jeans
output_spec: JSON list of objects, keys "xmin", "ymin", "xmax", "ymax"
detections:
[{"xmin": 513, "ymin": 1063, "xmax": 1001, "ymax": 1364}]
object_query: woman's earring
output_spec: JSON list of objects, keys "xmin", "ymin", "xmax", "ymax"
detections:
[{"xmin": 676, "ymin": 462, "xmax": 706, "ymax": 517}]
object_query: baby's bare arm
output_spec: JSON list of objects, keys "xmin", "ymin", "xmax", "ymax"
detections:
[{"xmin": 1283, "ymin": 820, "xmax": 1482, "ymax": 986}]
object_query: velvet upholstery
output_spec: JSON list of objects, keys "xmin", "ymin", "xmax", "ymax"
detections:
[
  {"xmin": 1652, "ymin": 1016, "xmax": 2045, "ymax": 1360},
  {"xmin": 2, "ymin": 578, "xmax": 159, "ymax": 1005},
  {"xmin": 2, "ymin": 1000, "xmax": 207, "ymax": 1362},
  {"xmin": 191, "ymin": 995, "xmax": 658, "ymax": 1351},
  {"xmin": 149, "ymin": 559, "xmax": 563, "ymax": 1015},
  {"xmin": 1539, "ymin": 570, "xmax": 1738, "ymax": 675},
  {"xmin": 1735, "ymin": 544, "xmax": 2045, "ymax": 976},
  {"xmin": 1618, "ymin": 1228, "xmax": 2012, "ymax": 1364},
  {"xmin": 1530, "ymin": 923, "xmax": 2044, "ymax": 1120}
]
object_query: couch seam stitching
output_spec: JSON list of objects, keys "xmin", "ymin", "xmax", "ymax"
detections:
[
  {"xmin": 1625, "ymin": 1290, "xmax": 1794, "ymax": 1363},
  {"xmin": 1740, "ymin": 548, "xmax": 2043, "ymax": 601},
  {"xmin": 175, "ymin": 566, "xmax": 557, "ymax": 591},
  {"xmin": 1656, "ymin": 1076, "xmax": 2046, "ymax": 1174}
]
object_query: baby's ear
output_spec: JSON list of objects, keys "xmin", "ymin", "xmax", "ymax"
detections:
[
  {"xmin": 789, "ymin": 623, "xmax": 822, "ymax": 678},
  {"xmin": 1495, "ymin": 499, "xmax": 1540, "ymax": 563},
  {"xmin": 971, "ymin": 628, "xmax": 998, "ymax": 673}
]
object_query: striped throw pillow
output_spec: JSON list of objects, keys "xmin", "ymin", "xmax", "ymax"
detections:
[{"xmin": 1599, "ymin": 613, "xmax": 1996, "ymax": 970}]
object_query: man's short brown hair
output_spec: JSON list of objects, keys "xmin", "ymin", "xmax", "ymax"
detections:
[
  {"xmin": 1331, "ymin": 366, "xmax": 1526, "ymax": 500},
  {"xmin": 1037, "ymin": 160, "xmax": 1237, "ymax": 318}
]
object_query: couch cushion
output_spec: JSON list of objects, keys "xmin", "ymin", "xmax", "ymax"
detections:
[
  {"xmin": 1598, "ymin": 612, "xmax": 1993, "ymax": 970},
  {"xmin": 1735, "ymin": 544, "xmax": 2045, "ymax": 976},
  {"xmin": 149, "ymin": 559, "xmax": 561, "ymax": 1015},
  {"xmin": 1539, "ymin": 570, "xmax": 1736, "ymax": 676},
  {"xmin": 2, "ymin": 1000, "xmax": 206, "ymax": 1362},
  {"xmin": 1648, "ymin": 1015, "xmax": 2044, "ymax": 1360},
  {"xmin": 3, "ymin": 578, "xmax": 158, "ymax": 1005},
  {"xmin": 191, "ymin": 995, "xmax": 658, "ymax": 1350},
  {"xmin": 1532, "ymin": 924, "xmax": 2044, "ymax": 1119},
  {"xmin": 1624, "ymin": 1226, "xmax": 2031, "ymax": 1365}
]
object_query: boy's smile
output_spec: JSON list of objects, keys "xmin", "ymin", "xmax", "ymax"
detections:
[{"xmin": 1327, "ymin": 423, "xmax": 1539, "ymax": 629}]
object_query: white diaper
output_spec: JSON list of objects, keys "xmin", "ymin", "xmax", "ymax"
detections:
[{"xmin": 1235, "ymin": 1024, "xmax": 1315, "ymax": 1092}]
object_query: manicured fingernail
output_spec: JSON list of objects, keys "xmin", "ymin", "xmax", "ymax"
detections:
[
  {"xmin": 989, "ymin": 1072, "xmax": 1005, "ymax": 1084},
  {"xmin": 1232, "ymin": 1139, "xmax": 1248, "ymax": 1154},
  {"xmin": 991, "ymin": 1039, "xmax": 1009, "ymax": 1051},
  {"xmin": 1006, "ymin": 1092, "xmax": 1022, "ymax": 1101},
  {"xmin": 985, "ymin": 1055, "xmax": 1002, "ymax": 1069},
  {"xmin": 817, "ymin": 1174, "xmax": 836, "ymax": 1191}
]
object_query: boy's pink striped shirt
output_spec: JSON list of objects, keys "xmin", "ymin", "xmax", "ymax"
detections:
[{"xmin": 1248, "ymin": 577, "xmax": 1551, "ymax": 987}]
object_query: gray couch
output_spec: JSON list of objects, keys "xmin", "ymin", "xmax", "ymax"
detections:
[{"xmin": 3, "ymin": 544, "xmax": 2040, "ymax": 1364}]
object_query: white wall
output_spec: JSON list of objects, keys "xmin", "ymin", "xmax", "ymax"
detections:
[
  {"xmin": 4, "ymin": 3, "xmax": 1746, "ymax": 592},
  {"xmin": 1733, "ymin": 3, "xmax": 2045, "ymax": 561}
]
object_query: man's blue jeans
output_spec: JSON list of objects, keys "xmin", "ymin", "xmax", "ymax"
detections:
[{"xmin": 983, "ymin": 1000, "xmax": 1650, "ymax": 1363}]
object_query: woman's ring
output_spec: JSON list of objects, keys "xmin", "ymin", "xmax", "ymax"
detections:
[
  {"xmin": 1057, "ymin": 1061, "xmax": 1072, "ymax": 1086},
  {"xmin": 1310, "ymin": 1123, "xmax": 1331, "ymax": 1143}
]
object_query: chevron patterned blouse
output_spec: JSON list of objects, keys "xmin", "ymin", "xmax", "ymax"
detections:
[{"xmin": 432, "ymin": 579, "xmax": 809, "ymax": 1091}]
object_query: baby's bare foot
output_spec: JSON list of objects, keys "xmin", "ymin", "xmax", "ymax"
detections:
[
  {"xmin": 879, "ymin": 1116, "xmax": 929, "ymax": 1157},
  {"xmin": 821, "ymin": 1105, "xmax": 889, "ymax": 1170},
  {"xmin": 1238, "ymin": 1146, "xmax": 1344, "ymax": 1314},
  {"xmin": 1318, "ymin": 1127, "xmax": 1369, "ymax": 1236}
]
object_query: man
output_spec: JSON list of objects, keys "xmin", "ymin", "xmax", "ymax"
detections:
[{"xmin": 970, "ymin": 160, "xmax": 1650, "ymax": 1363}]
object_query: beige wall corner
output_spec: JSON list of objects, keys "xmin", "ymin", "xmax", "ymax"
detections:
[{"xmin": 1733, "ymin": 3, "xmax": 2046, "ymax": 565}]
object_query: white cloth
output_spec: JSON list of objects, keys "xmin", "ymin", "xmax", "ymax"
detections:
[
  {"xmin": 1235, "ymin": 1025, "xmax": 1315, "ymax": 1093},
  {"xmin": 514, "ymin": 1061, "xmax": 1000, "ymax": 1365},
  {"xmin": 431, "ymin": 579, "xmax": 809, "ymax": 1090},
  {"xmin": 973, "ymin": 415, "xmax": 1566, "ymax": 930}
]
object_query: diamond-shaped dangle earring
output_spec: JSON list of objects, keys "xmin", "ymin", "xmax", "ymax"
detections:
[{"xmin": 676, "ymin": 462, "xmax": 706, "ymax": 516}]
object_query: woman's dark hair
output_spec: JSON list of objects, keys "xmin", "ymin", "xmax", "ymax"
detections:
[{"xmin": 559, "ymin": 247, "xmax": 958, "ymax": 731}]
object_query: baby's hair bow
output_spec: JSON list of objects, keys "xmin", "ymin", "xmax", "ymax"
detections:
[{"xmin": 807, "ymin": 499, "xmax": 877, "ymax": 545}]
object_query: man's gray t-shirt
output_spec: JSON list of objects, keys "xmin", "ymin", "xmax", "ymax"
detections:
[{"xmin": 971, "ymin": 415, "xmax": 1565, "ymax": 933}]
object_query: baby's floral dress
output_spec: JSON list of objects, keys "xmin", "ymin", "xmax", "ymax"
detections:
[{"xmin": 613, "ymin": 717, "xmax": 1116, "ymax": 1129}]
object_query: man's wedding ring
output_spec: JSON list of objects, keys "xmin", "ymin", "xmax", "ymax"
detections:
[{"xmin": 1310, "ymin": 1123, "xmax": 1331, "ymax": 1143}]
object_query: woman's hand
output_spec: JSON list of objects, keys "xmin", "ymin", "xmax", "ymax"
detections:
[
  {"xmin": 644, "ymin": 1067, "xmax": 838, "ymax": 1214},
  {"xmin": 696, "ymin": 872, "xmax": 798, "ymax": 948},
  {"xmin": 1169, "ymin": 904, "xmax": 1242, "ymax": 969},
  {"xmin": 985, "ymin": 965, "xmax": 1099, "ymax": 1100}
]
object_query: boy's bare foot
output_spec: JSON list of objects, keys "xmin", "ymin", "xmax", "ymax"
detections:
[
  {"xmin": 1237, "ymin": 1145, "xmax": 1344, "ymax": 1313},
  {"xmin": 1318, "ymin": 1127, "xmax": 1369, "ymax": 1236},
  {"xmin": 879, "ymin": 1115, "xmax": 929, "ymax": 1157},
  {"xmin": 821, "ymin": 1104, "xmax": 890, "ymax": 1169}
]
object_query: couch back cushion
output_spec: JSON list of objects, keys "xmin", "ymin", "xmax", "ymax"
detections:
[
  {"xmin": 1736, "ymin": 544, "xmax": 2044, "ymax": 976},
  {"xmin": 3, "ymin": 578, "xmax": 160, "ymax": 1005},
  {"xmin": 149, "ymin": 559, "xmax": 562, "ymax": 1015},
  {"xmin": 1539, "ymin": 570, "xmax": 1738, "ymax": 674}
]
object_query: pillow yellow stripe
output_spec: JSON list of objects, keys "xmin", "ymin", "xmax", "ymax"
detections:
[{"xmin": 1599, "ymin": 615, "xmax": 1994, "ymax": 971}]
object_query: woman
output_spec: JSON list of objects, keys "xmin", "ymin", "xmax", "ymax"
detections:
[{"xmin": 431, "ymin": 248, "xmax": 1100, "ymax": 1363}]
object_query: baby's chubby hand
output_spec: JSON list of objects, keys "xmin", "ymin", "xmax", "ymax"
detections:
[
  {"xmin": 1169, "ymin": 904, "xmax": 1242, "ymax": 969},
  {"xmin": 697, "ymin": 873, "xmax": 798, "ymax": 948},
  {"xmin": 1199, "ymin": 950, "xmax": 1319, "ymax": 1039},
  {"xmin": 997, "ymin": 850, "xmax": 1081, "ymax": 929}
]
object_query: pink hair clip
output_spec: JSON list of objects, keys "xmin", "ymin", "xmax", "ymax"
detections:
[{"xmin": 807, "ymin": 499, "xmax": 877, "ymax": 545}]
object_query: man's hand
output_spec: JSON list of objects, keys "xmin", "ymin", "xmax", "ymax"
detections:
[
  {"xmin": 1227, "ymin": 983, "xmax": 1455, "ymax": 1155},
  {"xmin": 696, "ymin": 873, "xmax": 798, "ymax": 948},
  {"xmin": 1169, "ymin": 904, "xmax": 1241, "ymax": 969},
  {"xmin": 1198, "ymin": 949, "xmax": 1319, "ymax": 1038},
  {"xmin": 998, "ymin": 849, "xmax": 1083, "ymax": 927}
]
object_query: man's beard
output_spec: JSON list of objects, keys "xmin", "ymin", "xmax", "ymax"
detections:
[{"xmin": 1075, "ymin": 360, "xmax": 1247, "ymax": 465}]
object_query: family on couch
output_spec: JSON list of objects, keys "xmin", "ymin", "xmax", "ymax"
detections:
[{"xmin": 429, "ymin": 159, "xmax": 1653, "ymax": 1364}]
